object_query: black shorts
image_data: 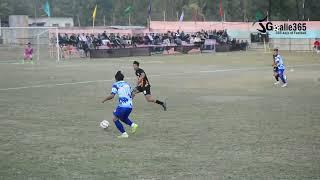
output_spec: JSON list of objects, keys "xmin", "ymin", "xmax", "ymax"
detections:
[{"xmin": 136, "ymin": 85, "xmax": 151, "ymax": 95}]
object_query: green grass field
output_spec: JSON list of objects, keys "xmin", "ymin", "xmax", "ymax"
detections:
[{"xmin": 0, "ymin": 51, "xmax": 320, "ymax": 179}]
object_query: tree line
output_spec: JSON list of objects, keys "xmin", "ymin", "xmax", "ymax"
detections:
[{"xmin": 0, "ymin": 0, "xmax": 319, "ymax": 26}]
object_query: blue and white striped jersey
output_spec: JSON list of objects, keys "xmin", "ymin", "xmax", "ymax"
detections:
[
  {"xmin": 111, "ymin": 81, "xmax": 133, "ymax": 108},
  {"xmin": 275, "ymin": 54, "xmax": 285, "ymax": 70}
]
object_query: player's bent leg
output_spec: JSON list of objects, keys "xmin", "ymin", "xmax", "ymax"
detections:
[
  {"xmin": 121, "ymin": 117, "xmax": 133, "ymax": 126},
  {"xmin": 118, "ymin": 108, "xmax": 138, "ymax": 133},
  {"xmin": 30, "ymin": 56, "xmax": 34, "ymax": 64},
  {"xmin": 113, "ymin": 111, "xmax": 128, "ymax": 138},
  {"xmin": 145, "ymin": 94, "xmax": 156, "ymax": 103},
  {"xmin": 145, "ymin": 95, "xmax": 167, "ymax": 111},
  {"xmin": 274, "ymin": 72, "xmax": 279, "ymax": 80},
  {"xmin": 122, "ymin": 117, "xmax": 138, "ymax": 134},
  {"xmin": 274, "ymin": 72, "xmax": 280, "ymax": 85},
  {"xmin": 278, "ymin": 69, "xmax": 287, "ymax": 87}
]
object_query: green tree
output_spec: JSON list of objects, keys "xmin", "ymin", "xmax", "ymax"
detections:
[{"xmin": 0, "ymin": 0, "xmax": 319, "ymax": 26}]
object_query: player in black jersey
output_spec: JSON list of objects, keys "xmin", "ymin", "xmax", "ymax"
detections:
[
  {"xmin": 132, "ymin": 61, "xmax": 167, "ymax": 111},
  {"xmin": 272, "ymin": 54, "xmax": 280, "ymax": 85}
]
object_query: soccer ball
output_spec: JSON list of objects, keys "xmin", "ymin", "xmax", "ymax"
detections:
[{"xmin": 100, "ymin": 120, "xmax": 109, "ymax": 129}]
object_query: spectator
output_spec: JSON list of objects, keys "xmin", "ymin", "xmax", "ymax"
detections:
[
  {"xmin": 102, "ymin": 31, "xmax": 107, "ymax": 39},
  {"xmin": 69, "ymin": 33, "xmax": 78, "ymax": 46}
]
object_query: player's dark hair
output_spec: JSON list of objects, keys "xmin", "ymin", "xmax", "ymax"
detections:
[
  {"xmin": 115, "ymin": 71, "xmax": 124, "ymax": 81},
  {"xmin": 133, "ymin": 61, "xmax": 140, "ymax": 66},
  {"xmin": 274, "ymin": 48, "xmax": 279, "ymax": 52}
]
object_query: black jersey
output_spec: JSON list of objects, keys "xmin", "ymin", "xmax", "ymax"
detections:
[
  {"xmin": 135, "ymin": 68, "xmax": 150, "ymax": 87},
  {"xmin": 272, "ymin": 54, "xmax": 278, "ymax": 72}
]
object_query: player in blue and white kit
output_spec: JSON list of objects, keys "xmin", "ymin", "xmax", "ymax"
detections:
[
  {"xmin": 102, "ymin": 71, "xmax": 138, "ymax": 138},
  {"xmin": 273, "ymin": 48, "xmax": 287, "ymax": 87}
]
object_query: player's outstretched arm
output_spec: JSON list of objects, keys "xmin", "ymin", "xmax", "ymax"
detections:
[
  {"xmin": 102, "ymin": 94, "xmax": 115, "ymax": 103},
  {"xmin": 131, "ymin": 86, "xmax": 139, "ymax": 95},
  {"xmin": 131, "ymin": 91, "xmax": 136, "ymax": 99}
]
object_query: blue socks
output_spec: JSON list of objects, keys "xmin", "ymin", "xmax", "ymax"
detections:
[{"xmin": 114, "ymin": 120, "xmax": 125, "ymax": 133}]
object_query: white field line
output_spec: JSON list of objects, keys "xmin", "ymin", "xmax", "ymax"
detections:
[{"xmin": 0, "ymin": 64, "xmax": 320, "ymax": 91}]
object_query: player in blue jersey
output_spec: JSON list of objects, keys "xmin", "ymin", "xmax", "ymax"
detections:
[
  {"xmin": 102, "ymin": 71, "xmax": 138, "ymax": 138},
  {"xmin": 273, "ymin": 48, "xmax": 287, "ymax": 87}
]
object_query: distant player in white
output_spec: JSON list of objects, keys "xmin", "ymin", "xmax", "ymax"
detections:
[
  {"xmin": 273, "ymin": 48, "xmax": 288, "ymax": 87},
  {"xmin": 102, "ymin": 71, "xmax": 138, "ymax": 138}
]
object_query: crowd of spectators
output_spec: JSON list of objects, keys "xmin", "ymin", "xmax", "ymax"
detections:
[{"xmin": 55, "ymin": 29, "xmax": 248, "ymax": 56}]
